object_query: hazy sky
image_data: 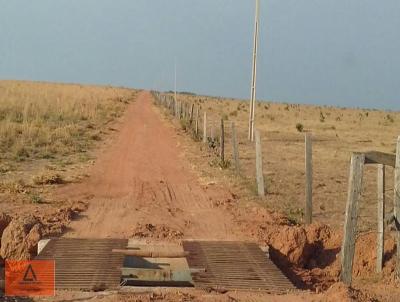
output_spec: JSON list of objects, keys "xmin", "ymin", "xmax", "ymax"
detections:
[{"xmin": 0, "ymin": 1, "xmax": 399, "ymax": 110}]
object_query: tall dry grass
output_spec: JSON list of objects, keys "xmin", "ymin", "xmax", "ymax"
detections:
[{"xmin": 0, "ymin": 80, "xmax": 135, "ymax": 162}]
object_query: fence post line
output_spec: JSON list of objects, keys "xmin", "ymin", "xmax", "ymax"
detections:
[
  {"xmin": 255, "ymin": 129, "xmax": 265, "ymax": 197},
  {"xmin": 231, "ymin": 122, "xmax": 240, "ymax": 175},
  {"xmin": 305, "ymin": 133, "xmax": 313, "ymax": 225},
  {"xmin": 340, "ymin": 153, "xmax": 365, "ymax": 285},
  {"xmin": 377, "ymin": 164, "xmax": 385, "ymax": 273},
  {"xmin": 220, "ymin": 119, "xmax": 225, "ymax": 163},
  {"xmin": 394, "ymin": 136, "xmax": 400, "ymax": 279},
  {"xmin": 203, "ymin": 112, "xmax": 207, "ymax": 143}
]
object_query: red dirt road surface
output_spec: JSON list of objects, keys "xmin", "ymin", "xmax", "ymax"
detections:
[{"xmin": 57, "ymin": 91, "xmax": 239, "ymax": 241}]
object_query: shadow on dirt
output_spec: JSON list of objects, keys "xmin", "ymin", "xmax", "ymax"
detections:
[{"xmin": 269, "ymin": 244, "xmax": 341, "ymax": 290}]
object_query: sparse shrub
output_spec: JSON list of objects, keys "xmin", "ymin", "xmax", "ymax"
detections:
[
  {"xmin": 90, "ymin": 133, "xmax": 101, "ymax": 141},
  {"xmin": 209, "ymin": 158, "xmax": 231, "ymax": 169},
  {"xmin": 386, "ymin": 114, "xmax": 394, "ymax": 123},
  {"xmin": 229, "ymin": 110, "xmax": 238, "ymax": 117},
  {"xmin": 32, "ymin": 172, "xmax": 64, "ymax": 185},
  {"xmin": 0, "ymin": 179, "xmax": 27, "ymax": 194},
  {"xmin": 0, "ymin": 163, "xmax": 14, "ymax": 173},
  {"xmin": 295, "ymin": 123, "xmax": 304, "ymax": 132},
  {"xmin": 30, "ymin": 194, "xmax": 44, "ymax": 204},
  {"xmin": 14, "ymin": 145, "xmax": 30, "ymax": 161},
  {"xmin": 286, "ymin": 207, "xmax": 304, "ymax": 225},
  {"xmin": 319, "ymin": 111, "xmax": 326, "ymax": 123},
  {"xmin": 191, "ymin": 130, "xmax": 202, "ymax": 142},
  {"xmin": 219, "ymin": 159, "xmax": 231, "ymax": 169},
  {"xmin": 207, "ymin": 137, "xmax": 218, "ymax": 149},
  {"xmin": 222, "ymin": 113, "xmax": 229, "ymax": 121},
  {"xmin": 179, "ymin": 119, "xmax": 189, "ymax": 131}
]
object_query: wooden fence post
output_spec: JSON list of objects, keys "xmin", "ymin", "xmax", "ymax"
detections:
[
  {"xmin": 394, "ymin": 136, "xmax": 400, "ymax": 279},
  {"xmin": 210, "ymin": 121, "xmax": 215, "ymax": 140},
  {"xmin": 220, "ymin": 119, "xmax": 225, "ymax": 163},
  {"xmin": 376, "ymin": 164, "xmax": 385, "ymax": 273},
  {"xmin": 231, "ymin": 122, "xmax": 240, "ymax": 174},
  {"xmin": 340, "ymin": 153, "xmax": 365, "ymax": 285},
  {"xmin": 195, "ymin": 106, "xmax": 199, "ymax": 136},
  {"xmin": 190, "ymin": 104, "xmax": 194, "ymax": 125},
  {"xmin": 305, "ymin": 133, "xmax": 313, "ymax": 225},
  {"xmin": 203, "ymin": 112, "xmax": 207, "ymax": 143},
  {"xmin": 184, "ymin": 103, "xmax": 188, "ymax": 120},
  {"xmin": 255, "ymin": 130, "xmax": 265, "ymax": 197}
]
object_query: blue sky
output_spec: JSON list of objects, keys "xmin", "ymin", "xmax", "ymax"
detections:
[{"xmin": 0, "ymin": 1, "xmax": 399, "ymax": 109}]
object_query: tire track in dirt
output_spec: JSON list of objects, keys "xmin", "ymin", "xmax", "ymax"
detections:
[{"xmin": 56, "ymin": 91, "xmax": 240, "ymax": 240}]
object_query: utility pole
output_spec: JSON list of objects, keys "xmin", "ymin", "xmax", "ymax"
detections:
[{"xmin": 248, "ymin": 0, "xmax": 260, "ymax": 141}]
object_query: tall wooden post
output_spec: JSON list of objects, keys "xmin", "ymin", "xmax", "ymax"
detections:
[
  {"xmin": 220, "ymin": 119, "xmax": 225, "ymax": 163},
  {"xmin": 232, "ymin": 122, "xmax": 240, "ymax": 174},
  {"xmin": 340, "ymin": 153, "xmax": 365, "ymax": 285},
  {"xmin": 394, "ymin": 136, "xmax": 400, "ymax": 279},
  {"xmin": 203, "ymin": 112, "xmax": 207, "ymax": 143},
  {"xmin": 305, "ymin": 133, "xmax": 313, "ymax": 225},
  {"xmin": 376, "ymin": 164, "xmax": 385, "ymax": 273},
  {"xmin": 255, "ymin": 129, "xmax": 265, "ymax": 197}
]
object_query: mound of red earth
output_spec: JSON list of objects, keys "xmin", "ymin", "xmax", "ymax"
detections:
[
  {"xmin": 132, "ymin": 223, "xmax": 184, "ymax": 241},
  {"xmin": 0, "ymin": 212, "xmax": 12, "ymax": 266},
  {"xmin": 235, "ymin": 206, "xmax": 397, "ymax": 291},
  {"xmin": 1, "ymin": 215, "xmax": 42, "ymax": 260},
  {"xmin": 0, "ymin": 201, "xmax": 87, "ymax": 261}
]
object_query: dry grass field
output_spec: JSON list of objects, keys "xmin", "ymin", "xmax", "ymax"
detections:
[
  {"xmin": 172, "ymin": 93, "xmax": 400, "ymax": 231},
  {"xmin": 0, "ymin": 80, "xmax": 136, "ymax": 206}
]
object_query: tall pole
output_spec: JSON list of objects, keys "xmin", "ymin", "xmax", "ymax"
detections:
[{"xmin": 248, "ymin": 0, "xmax": 260, "ymax": 141}]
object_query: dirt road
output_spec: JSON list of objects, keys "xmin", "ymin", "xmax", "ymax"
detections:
[{"xmin": 57, "ymin": 91, "xmax": 239, "ymax": 240}]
